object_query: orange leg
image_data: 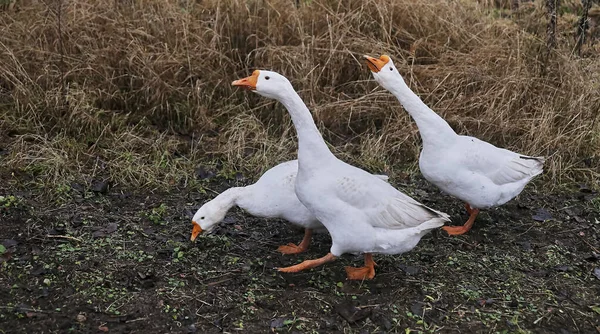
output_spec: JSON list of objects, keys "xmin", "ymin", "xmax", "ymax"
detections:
[
  {"xmin": 277, "ymin": 253, "xmax": 336, "ymax": 273},
  {"xmin": 277, "ymin": 229, "xmax": 313, "ymax": 255},
  {"xmin": 345, "ymin": 253, "xmax": 377, "ymax": 280},
  {"xmin": 443, "ymin": 207, "xmax": 480, "ymax": 235},
  {"xmin": 465, "ymin": 203, "xmax": 473, "ymax": 215}
]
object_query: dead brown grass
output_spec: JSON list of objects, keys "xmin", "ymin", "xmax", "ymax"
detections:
[{"xmin": 0, "ymin": 0, "xmax": 599, "ymax": 192}]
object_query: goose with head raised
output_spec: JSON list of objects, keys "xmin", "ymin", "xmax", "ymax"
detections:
[
  {"xmin": 365, "ymin": 54, "xmax": 545, "ymax": 235},
  {"xmin": 232, "ymin": 70, "xmax": 450, "ymax": 280}
]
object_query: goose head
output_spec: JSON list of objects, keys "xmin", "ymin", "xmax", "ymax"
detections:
[
  {"xmin": 232, "ymin": 70, "xmax": 292, "ymax": 100},
  {"xmin": 364, "ymin": 54, "xmax": 402, "ymax": 91},
  {"xmin": 190, "ymin": 201, "xmax": 228, "ymax": 242}
]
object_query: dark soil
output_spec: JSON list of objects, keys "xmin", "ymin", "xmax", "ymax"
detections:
[{"xmin": 1, "ymin": 172, "xmax": 600, "ymax": 333}]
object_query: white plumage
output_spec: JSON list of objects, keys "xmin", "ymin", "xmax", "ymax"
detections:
[
  {"xmin": 190, "ymin": 160, "xmax": 389, "ymax": 254},
  {"xmin": 366, "ymin": 54, "xmax": 544, "ymax": 235},
  {"xmin": 232, "ymin": 69, "xmax": 450, "ymax": 279}
]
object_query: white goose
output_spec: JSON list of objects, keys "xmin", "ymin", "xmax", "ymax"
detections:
[
  {"xmin": 232, "ymin": 70, "xmax": 450, "ymax": 280},
  {"xmin": 365, "ymin": 55, "xmax": 545, "ymax": 235},
  {"xmin": 190, "ymin": 160, "xmax": 390, "ymax": 254}
]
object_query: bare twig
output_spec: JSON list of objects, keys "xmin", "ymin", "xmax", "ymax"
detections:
[
  {"xmin": 0, "ymin": 306, "xmax": 54, "ymax": 314},
  {"xmin": 45, "ymin": 235, "xmax": 83, "ymax": 243},
  {"xmin": 356, "ymin": 304, "xmax": 383, "ymax": 309},
  {"xmin": 543, "ymin": 0, "xmax": 560, "ymax": 73},
  {"xmin": 579, "ymin": 235, "xmax": 600, "ymax": 253},
  {"xmin": 575, "ymin": 0, "xmax": 593, "ymax": 56},
  {"xmin": 206, "ymin": 278, "xmax": 233, "ymax": 286}
]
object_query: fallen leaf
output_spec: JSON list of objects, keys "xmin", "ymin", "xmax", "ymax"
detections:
[
  {"xmin": 195, "ymin": 166, "xmax": 215, "ymax": 180},
  {"xmin": 532, "ymin": 208, "xmax": 552, "ymax": 222},
  {"xmin": 410, "ymin": 302, "xmax": 424, "ymax": 316},
  {"xmin": 554, "ymin": 265, "xmax": 572, "ymax": 272},
  {"xmin": 104, "ymin": 223, "xmax": 118, "ymax": 234},
  {"xmin": 98, "ymin": 325, "xmax": 109, "ymax": 332},
  {"xmin": 527, "ymin": 269, "xmax": 549, "ymax": 277},
  {"xmin": 92, "ymin": 231, "xmax": 106, "ymax": 238},
  {"xmin": 398, "ymin": 264, "xmax": 421, "ymax": 275},
  {"xmin": 2, "ymin": 239, "xmax": 18, "ymax": 248},
  {"xmin": 335, "ymin": 302, "xmax": 371, "ymax": 323},
  {"xmin": 91, "ymin": 180, "xmax": 109, "ymax": 194},
  {"xmin": 517, "ymin": 241, "xmax": 532, "ymax": 251},
  {"xmin": 92, "ymin": 223, "xmax": 118, "ymax": 238},
  {"xmin": 477, "ymin": 298, "xmax": 495, "ymax": 307},
  {"xmin": 30, "ymin": 266, "xmax": 47, "ymax": 276},
  {"xmin": 70, "ymin": 182, "xmax": 85, "ymax": 192},
  {"xmin": 76, "ymin": 314, "xmax": 86, "ymax": 322},
  {"xmin": 270, "ymin": 317, "xmax": 292, "ymax": 328},
  {"xmin": 585, "ymin": 253, "xmax": 599, "ymax": 262},
  {"xmin": 0, "ymin": 250, "xmax": 12, "ymax": 263},
  {"xmin": 593, "ymin": 268, "xmax": 600, "ymax": 281},
  {"xmin": 370, "ymin": 311, "xmax": 392, "ymax": 330},
  {"xmin": 138, "ymin": 271, "xmax": 153, "ymax": 280}
]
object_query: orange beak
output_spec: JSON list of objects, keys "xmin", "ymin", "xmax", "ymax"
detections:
[
  {"xmin": 364, "ymin": 55, "xmax": 390, "ymax": 73},
  {"xmin": 232, "ymin": 70, "xmax": 260, "ymax": 90},
  {"xmin": 190, "ymin": 221, "xmax": 203, "ymax": 242}
]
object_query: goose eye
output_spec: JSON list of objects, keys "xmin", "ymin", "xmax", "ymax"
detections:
[
  {"xmin": 390, "ymin": 67, "xmax": 394, "ymax": 71},
  {"xmin": 265, "ymin": 76, "xmax": 270, "ymax": 80},
  {"xmin": 200, "ymin": 216, "xmax": 205, "ymax": 220}
]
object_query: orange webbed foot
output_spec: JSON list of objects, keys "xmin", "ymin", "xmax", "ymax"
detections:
[
  {"xmin": 345, "ymin": 265, "xmax": 376, "ymax": 280},
  {"xmin": 344, "ymin": 253, "xmax": 376, "ymax": 280},
  {"xmin": 277, "ymin": 253, "xmax": 336, "ymax": 273},
  {"xmin": 278, "ymin": 262, "xmax": 310, "ymax": 273},
  {"xmin": 443, "ymin": 207, "xmax": 480, "ymax": 236},
  {"xmin": 277, "ymin": 243, "xmax": 307, "ymax": 255},
  {"xmin": 442, "ymin": 225, "xmax": 470, "ymax": 236},
  {"xmin": 277, "ymin": 229, "xmax": 312, "ymax": 255}
]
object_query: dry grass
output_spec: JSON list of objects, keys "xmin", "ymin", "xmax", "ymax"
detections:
[{"xmin": 0, "ymin": 0, "xmax": 599, "ymax": 192}]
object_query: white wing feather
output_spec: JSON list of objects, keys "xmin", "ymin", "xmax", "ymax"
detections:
[
  {"xmin": 332, "ymin": 169, "xmax": 450, "ymax": 230},
  {"xmin": 460, "ymin": 137, "xmax": 545, "ymax": 186},
  {"xmin": 488, "ymin": 155, "xmax": 545, "ymax": 185}
]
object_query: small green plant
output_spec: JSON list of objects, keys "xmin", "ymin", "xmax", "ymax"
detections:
[
  {"xmin": 217, "ymin": 167, "xmax": 240, "ymax": 180},
  {"xmin": 146, "ymin": 203, "xmax": 168, "ymax": 225},
  {"xmin": 0, "ymin": 195, "xmax": 21, "ymax": 209},
  {"xmin": 172, "ymin": 247, "xmax": 185, "ymax": 263},
  {"xmin": 590, "ymin": 196, "xmax": 600, "ymax": 213},
  {"xmin": 55, "ymin": 184, "xmax": 72, "ymax": 202}
]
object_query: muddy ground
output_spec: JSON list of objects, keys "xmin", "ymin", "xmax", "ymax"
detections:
[{"xmin": 1, "ymin": 169, "xmax": 600, "ymax": 333}]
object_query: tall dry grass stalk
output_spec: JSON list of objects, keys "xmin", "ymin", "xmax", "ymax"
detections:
[
  {"xmin": 0, "ymin": 0, "xmax": 599, "ymax": 191},
  {"xmin": 575, "ymin": 0, "xmax": 593, "ymax": 55}
]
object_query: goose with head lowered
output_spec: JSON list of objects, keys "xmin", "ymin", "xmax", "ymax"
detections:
[
  {"xmin": 365, "ymin": 54, "xmax": 545, "ymax": 235},
  {"xmin": 190, "ymin": 160, "xmax": 390, "ymax": 254},
  {"xmin": 232, "ymin": 70, "xmax": 450, "ymax": 280}
]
